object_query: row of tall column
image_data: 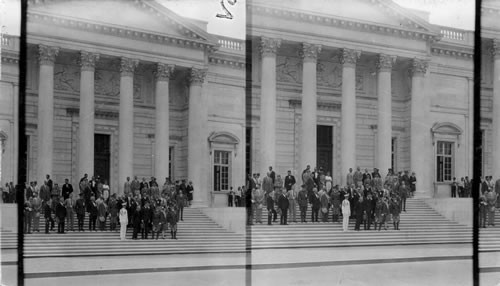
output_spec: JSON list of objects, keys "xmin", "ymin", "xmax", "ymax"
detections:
[
  {"xmin": 36, "ymin": 45, "xmax": 207, "ymax": 202},
  {"xmin": 257, "ymin": 37, "xmax": 428, "ymax": 191}
]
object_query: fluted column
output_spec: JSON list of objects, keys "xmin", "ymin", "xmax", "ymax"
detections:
[
  {"xmin": 300, "ymin": 43, "xmax": 321, "ymax": 168},
  {"xmin": 77, "ymin": 51, "xmax": 99, "ymax": 179},
  {"xmin": 188, "ymin": 68, "xmax": 207, "ymax": 206},
  {"xmin": 492, "ymin": 40, "xmax": 500, "ymax": 180},
  {"xmin": 154, "ymin": 63, "xmax": 175, "ymax": 182},
  {"xmin": 340, "ymin": 48, "xmax": 360, "ymax": 186},
  {"xmin": 376, "ymin": 54, "xmax": 396, "ymax": 173},
  {"xmin": 37, "ymin": 45, "xmax": 59, "ymax": 183},
  {"xmin": 410, "ymin": 58, "xmax": 428, "ymax": 196},
  {"xmin": 259, "ymin": 37, "xmax": 281, "ymax": 173},
  {"xmin": 118, "ymin": 57, "xmax": 138, "ymax": 195}
]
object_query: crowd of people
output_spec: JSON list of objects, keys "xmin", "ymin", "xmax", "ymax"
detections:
[
  {"xmin": 20, "ymin": 174, "xmax": 195, "ymax": 240},
  {"xmin": 245, "ymin": 166, "xmax": 417, "ymax": 231},
  {"xmin": 478, "ymin": 175, "xmax": 500, "ymax": 228}
]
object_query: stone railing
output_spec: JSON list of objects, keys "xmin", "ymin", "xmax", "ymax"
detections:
[
  {"xmin": 437, "ymin": 26, "xmax": 474, "ymax": 45},
  {"xmin": 1, "ymin": 34, "xmax": 20, "ymax": 52},
  {"xmin": 217, "ymin": 36, "xmax": 245, "ymax": 52}
]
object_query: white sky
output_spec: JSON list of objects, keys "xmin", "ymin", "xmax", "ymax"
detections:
[{"xmin": 1, "ymin": 0, "xmax": 474, "ymax": 37}]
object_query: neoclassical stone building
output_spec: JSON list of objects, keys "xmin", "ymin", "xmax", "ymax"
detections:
[
  {"xmin": 0, "ymin": 0, "xmax": 246, "ymax": 206},
  {"xmin": 246, "ymin": 0, "xmax": 474, "ymax": 198}
]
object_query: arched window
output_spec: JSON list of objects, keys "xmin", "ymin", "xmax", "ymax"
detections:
[
  {"xmin": 208, "ymin": 131, "xmax": 240, "ymax": 192},
  {"xmin": 430, "ymin": 122, "xmax": 463, "ymax": 183}
]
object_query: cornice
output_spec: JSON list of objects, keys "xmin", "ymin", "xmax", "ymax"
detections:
[
  {"xmin": 27, "ymin": 12, "xmax": 218, "ymax": 53},
  {"xmin": 1, "ymin": 54, "xmax": 19, "ymax": 64},
  {"xmin": 208, "ymin": 56, "xmax": 246, "ymax": 69},
  {"xmin": 431, "ymin": 47, "xmax": 473, "ymax": 60},
  {"xmin": 248, "ymin": 3, "xmax": 440, "ymax": 43}
]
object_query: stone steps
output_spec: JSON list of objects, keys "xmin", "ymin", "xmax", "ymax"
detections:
[
  {"xmin": 479, "ymin": 212, "xmax": 500, "ymax": 252},
  {"xmin": 1, "ymin": 198, "xmax": 472, "ymax": 257}
]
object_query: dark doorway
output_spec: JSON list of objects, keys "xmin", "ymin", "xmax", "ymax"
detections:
[
  {"xmin": 94, "ymin": 134, "xmax": 110, "ymax": 184},
  {"xmin": 317, "ymin": 125, "xmax": 333, "ymax": 175}
]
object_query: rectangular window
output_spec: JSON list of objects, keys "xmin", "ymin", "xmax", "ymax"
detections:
[
  {"xmin": 214, "ymin": 150, "xmax": 231, "ymax": 191},
  {"xmin": 436, "ymin": 141, "xmax": 453, "ymax": 182}
]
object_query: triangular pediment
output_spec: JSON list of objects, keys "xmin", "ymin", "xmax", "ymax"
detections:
[
  {"xmin": 28, "ymin": 0, "xmax": 217, "ymax": 44},
  {"xmin": 252, "ymin": 0, "xmax": 437, "ymax": 33}
]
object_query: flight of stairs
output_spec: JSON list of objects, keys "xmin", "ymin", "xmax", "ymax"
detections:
[
  {"xmin": 1, "ymin": 198, "xmax": 472, "ymax": 257},
  {"xmin": 479, "ymin": 210, "xmax": 500, "ymax": 252},
  {"xmin": 1, "ymin": 207, "xmax": 246, "ymax": 258},
  {"xmin": 248, "ymin": 198, "xmax": 472, "ymax": 249}
]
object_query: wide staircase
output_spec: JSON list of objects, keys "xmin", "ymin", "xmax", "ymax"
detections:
[
  {"xmin": 1, "ymin": 207, "xmax": 246, "ymax": 258},
  {"xmin": 479, "ymin": 210, "xmax": 500, "ymax": 252},
  {"xmin": 1, "ymin": 198, "xmax": 472, "ymax": 257},
  {"xmin": 249, "ymin": 198, "xmax": 472, "ymax": 249}
]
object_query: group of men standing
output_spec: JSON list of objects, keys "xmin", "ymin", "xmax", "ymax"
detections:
[
  {"xmin": 22, "ymin": 173, "xmax": 195, "ymax": 241},
  {"xmin": 246, "ymin": 165, "xmax": 414, "ymax": 232}
]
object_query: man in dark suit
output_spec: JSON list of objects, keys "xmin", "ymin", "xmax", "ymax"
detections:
[
  {"xmin": 46, "ymin": 174, "xmax": 53, "ymax": 193},
  {"xmin": 88, "ymin": 196, "xmax": 98, "ymax": 231},
  {"xmin": 55, "ymin": 197, "xmax": 67, "ymax": 233},
  {"xmin": 278, "ymin": 190, "xmax": 289, "ymax": 225},
  {"xmin": 75, "ymin": 193, "xmax": 86, "ymax": 231},
  {"xmin": 310, "ymin": 188, "xmax": 320, "ymax": 223},
  {"xmin": 141, "ymin": 202, "xmax": 153, "ymax": 239},
  {"xmin": 284, "ymin": 170, "xmax": 296, "ymax": 192},
  {"xmin": 61, "ymin": 178, "xmax": 73, "ymax": 200},
  {"xmin": 269, "ymin": 166, "xmax": 276, "ymax": 184},
  {"xmin": 297, "ymin": 185, "xmax": 308, "ymax": 223}
]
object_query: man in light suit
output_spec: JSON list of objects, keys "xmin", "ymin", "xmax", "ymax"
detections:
[
  {"xmin": 287, "ymin": 187, "xmax": 297, "ymax": 223},
  {"xmin": 123, "ymin": 177, "xmax": 132, "ymax": 197}
]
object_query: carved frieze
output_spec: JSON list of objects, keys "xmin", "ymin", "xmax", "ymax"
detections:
[
  {"xmin": 316, "ymin": 60, "xmax": 342, "ymax": 88},
  {"xmin": 259, "ymin": 37, "xmax": 281, "ymax": 57},
  {"xmin": 276, "ymin": 56, "xmax": 301, "ymax": 83},
  {"xmin": 38, "ymin": 45, "xmax": 59, "ymax": 66},
  {"xmin": 54, "ymin": 64, "xmax": 80, "ymax": 92},
  {"xmin": 95, "ymin": 69, "xmax": 120, "ymax": 97}
]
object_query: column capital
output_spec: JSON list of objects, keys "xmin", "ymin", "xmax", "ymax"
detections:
[
  {"xmin": 78, "ymin": 51, "xmax": 100, "ymax": 71},
  {"xmin": 188, "ymin": 68, "xmax": 207, "ymax": 86},
  {"xmin": 491, "ymin": 39, "xmax": 500, "ymax": 60},
  {"xmin": 340, "ymin": 48, "xmax": 360, "ymax": 67},
  {"xmin": 376, "ymin": 54, "xmax": 396, "ymax": 72},
  {"xmin": 155, "ymin": 63, "xmax": 175, "ymax": 82},
  {"xmin": 120, "ymin": 57, "xmax": 139, "ymax": 77},
  {"xmin": 38, "ymin": 45, "xmax": 59, "ymax": 66},
  {"xmin": 409, "ymin": 58, "xmax": 429, "ymax": 77},
  {"xmin": 259, "ymin": 37, "xmax": 281, "ymax": 57},
  {"xmin": 299, "ymin": 43, "xmax": 322, "ymax": 63}
]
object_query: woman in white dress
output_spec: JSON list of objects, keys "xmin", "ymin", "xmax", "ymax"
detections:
[
  {"xmin": 325, "ymin": 172, "xmax": 333, "ymax": 193},
  {"xmin": 341, "ymin": 194, "xmax": 351, "ymax": 232},
  {"xmin": 119, "ymin": 203, "xmax": 128, "ymax": 240}
]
